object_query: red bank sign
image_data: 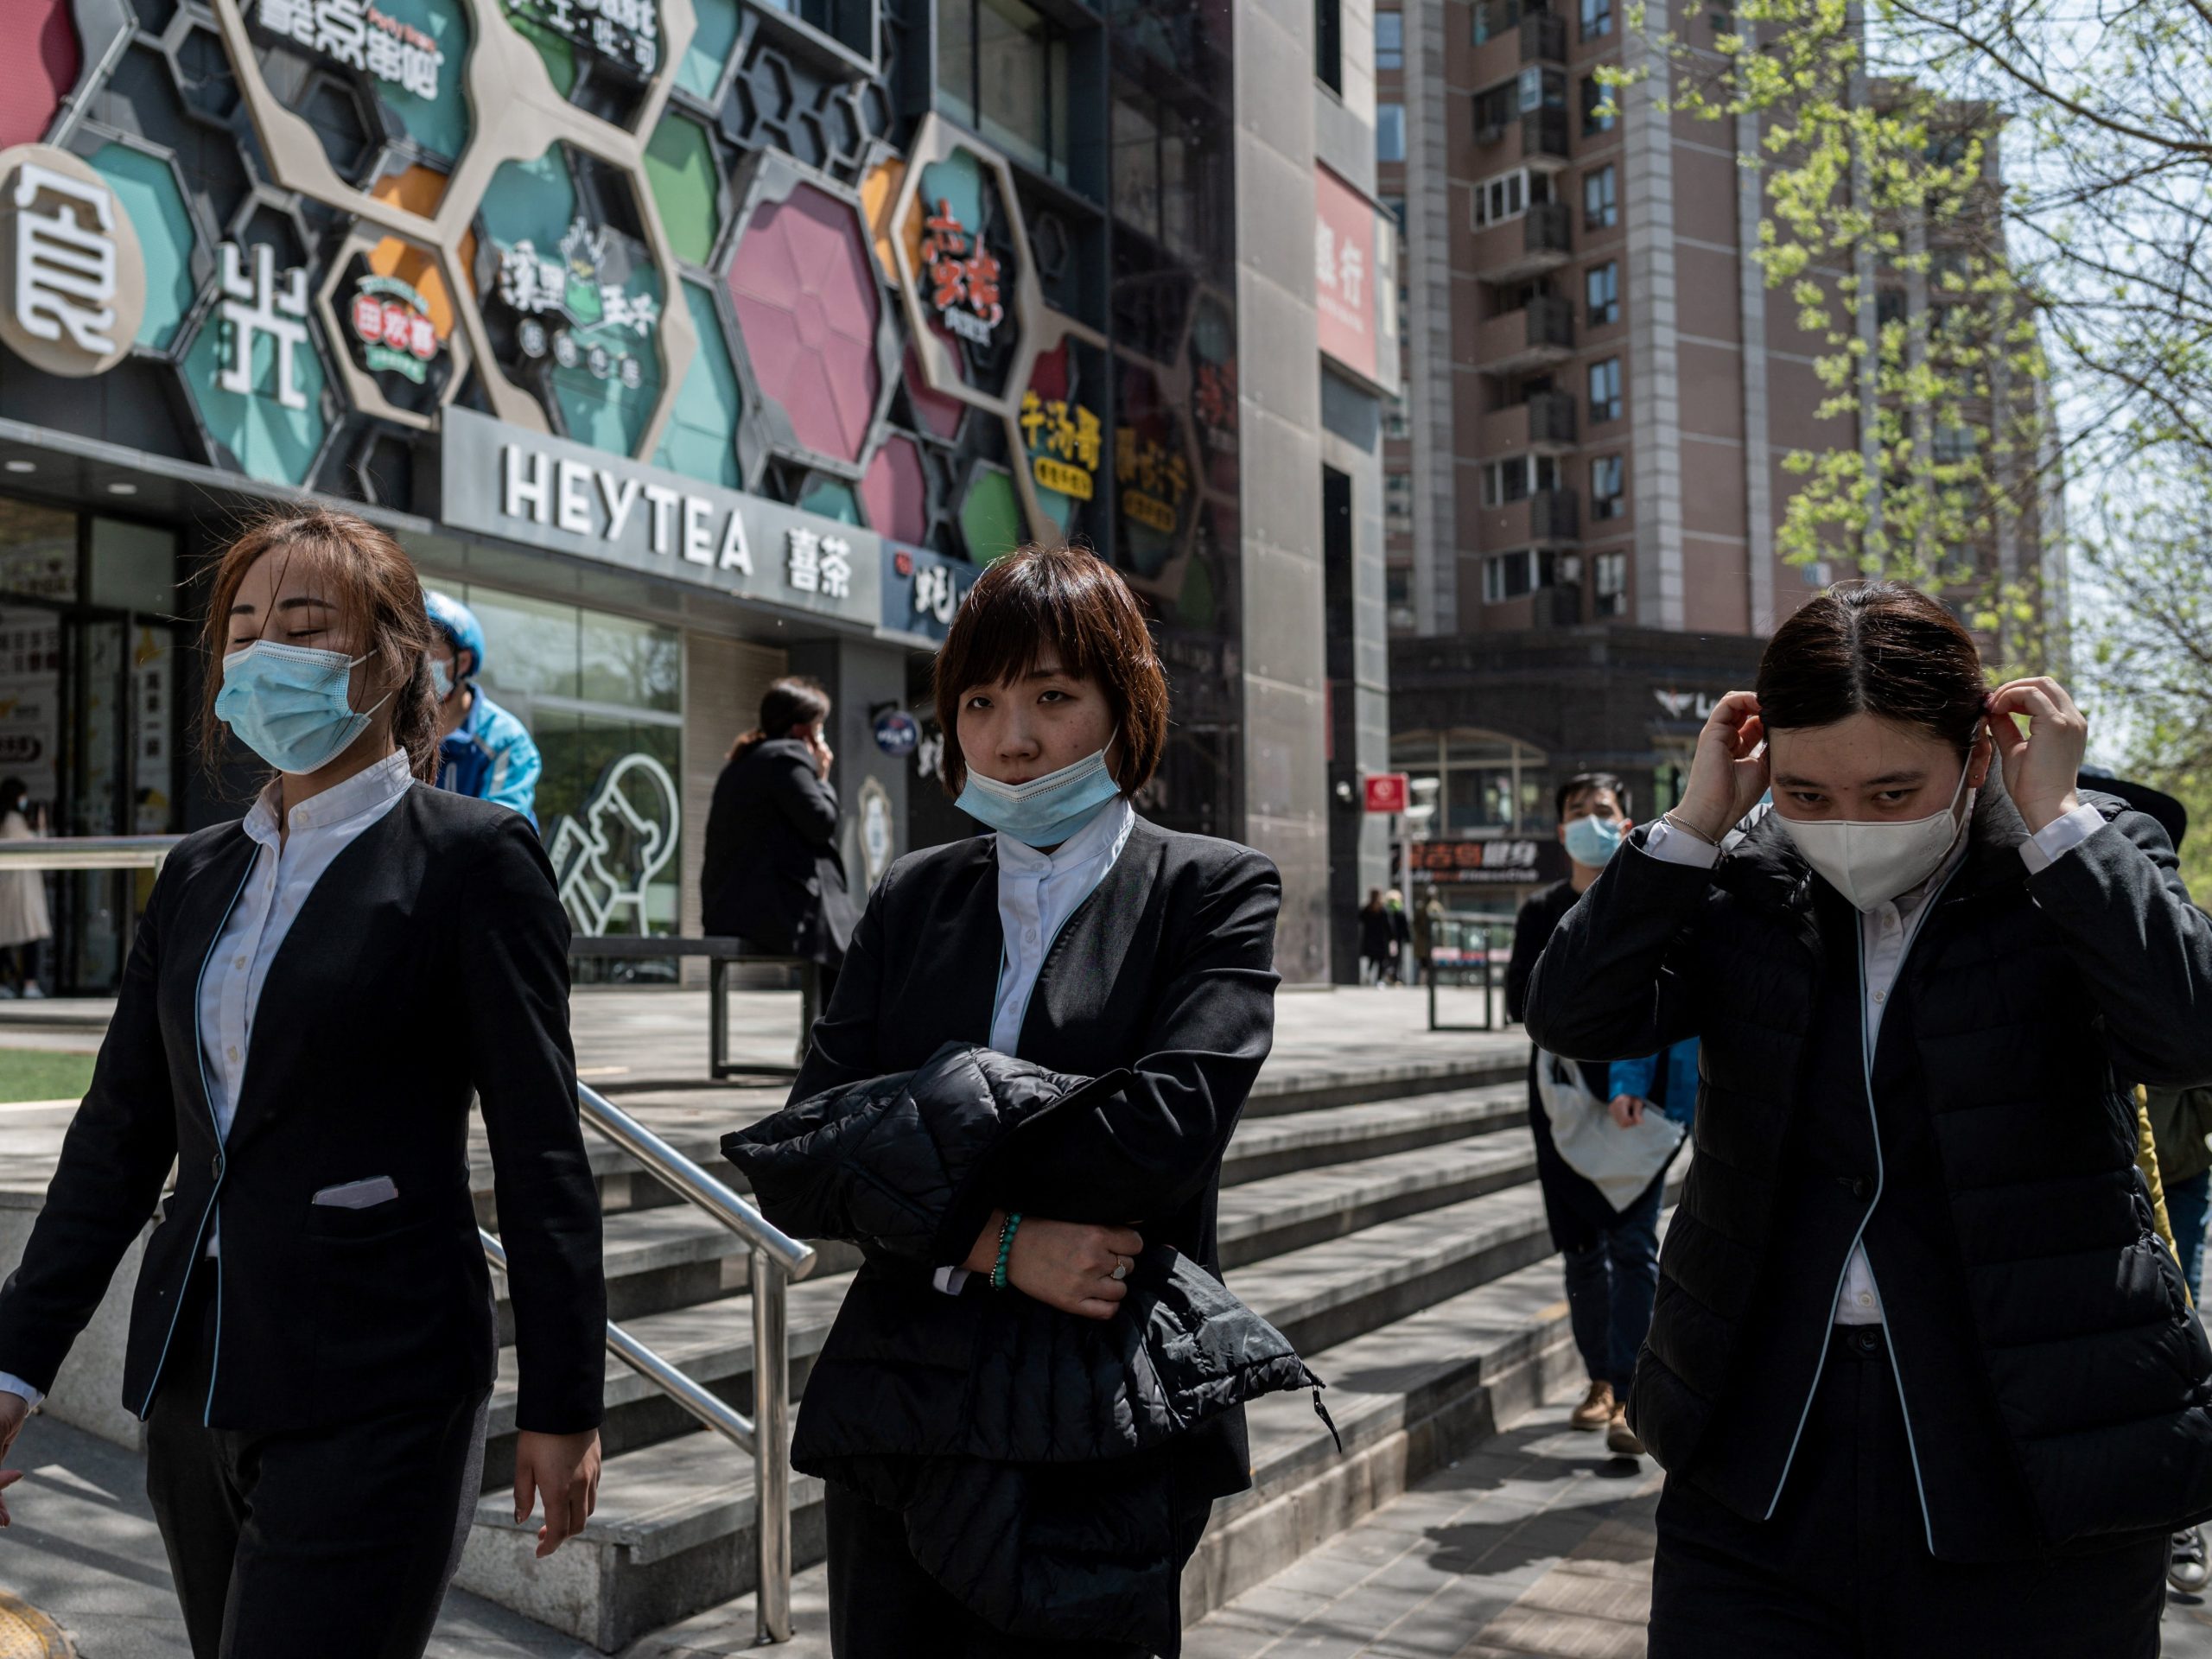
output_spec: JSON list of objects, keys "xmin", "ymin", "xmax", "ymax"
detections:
[
  {"xmin": 1315, "ymin": 164, "xmax": 1380, "ymax": 384},
  {"xmin": 1363, "ymin": 772, "xmax": 1410, "ymax": 814}
]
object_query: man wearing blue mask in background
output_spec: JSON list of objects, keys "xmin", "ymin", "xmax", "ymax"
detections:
[
  {"xmin": 1504, "ymin": 772, "xmax": 1687, "ymax": 1451},
  {"xmin": 425, "ymin": 592, "xmax": 543, "ymax": 830}
]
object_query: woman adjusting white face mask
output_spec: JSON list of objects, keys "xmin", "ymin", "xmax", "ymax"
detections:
[{"xmin": 1774, "ymin": 757, "xmax": 1974, "ymax": 910}]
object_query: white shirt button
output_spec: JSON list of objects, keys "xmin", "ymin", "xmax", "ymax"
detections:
[
  {"xmin": 1858, "ymin": 1291, "xmax": 1875, "ymax": 1307},
  {"xmin": 234, "ymin": 956, "xmax": 247, "ymax": 970},
  {"xmin": 226, "ymin": 1046, "xmax": 238, "ymax": 1062},
  {"xmin": 1872, "ymin": 989, "xmax": 1885, "ymax": 1003},
  {"xmin": 1024, "ymin": 929, "xmax": 1039, "ymax": 944}
]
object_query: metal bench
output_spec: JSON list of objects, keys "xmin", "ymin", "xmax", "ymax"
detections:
[{"xmin": 567, "ymin": 936, "xmax": 820, "ymax": 1082}]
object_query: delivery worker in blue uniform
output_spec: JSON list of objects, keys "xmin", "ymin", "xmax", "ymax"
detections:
[{"xmin": 426, "ymin": 591, "xmax": 543, "ymax": 829}]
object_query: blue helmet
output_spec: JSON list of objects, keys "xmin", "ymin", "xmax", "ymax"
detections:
[{"xmin": 424, "ymin": 591, "xmax": 487, "ymax": 682}]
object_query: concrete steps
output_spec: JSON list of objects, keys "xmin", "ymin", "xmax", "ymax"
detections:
[{"xmin": 457, "ymin": 1046, "xmax": 1651, "ymax": 1653}]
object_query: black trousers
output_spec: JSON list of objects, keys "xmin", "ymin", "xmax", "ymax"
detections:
[
  {"xmin": 143, "ymin": 1265, "xmax": 491, "ymax": 1659},
  {"xmin": 1649, "ymin": 1323, "xmax": 2167, "ymax": 1658},
  {"xmin": 824, "ymin": 1480, "xmax": 1154, "ymax": 1659}
]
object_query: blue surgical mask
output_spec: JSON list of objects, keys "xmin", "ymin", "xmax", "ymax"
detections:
[
  {"xmin": 429, "ymin": 658, "xmax": 454, "ymax": 701},
  {"xmin": 957, "ymin": 741, "xmax": 1122, "ymax": 847},
  {"xmin": 216, "ymin": 641, "xmax": 387, "ymax": 775},
  {"xmin": 1563, "ymin": 813, "xmax": 1624, "ymax": 868}
]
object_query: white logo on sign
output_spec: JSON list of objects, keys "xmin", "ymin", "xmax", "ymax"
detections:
[
  {"xmin": 545, "ymin": 752, "xmax": 679, "ymax": 937},
  {"xmin": 218, "ymin": 243, "xmax": 311, "ymax": 410},
  {"xmin": 12, "ymin": 162, "xmax": 119, "ymax": 357},
  {"xmin": 1653, "ymin": 689, "xmax": 1720, "ymax": 721},
  {"xmin": 913, "ymin": 562, "xmax": 957, "ymax": 626}
]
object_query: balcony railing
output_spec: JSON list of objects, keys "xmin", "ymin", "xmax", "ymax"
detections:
[
  {"xmin": 1472, "ymin": 200, "xmax": 1573, "ymax": 283},
  {"xmin": 1523, "ymin": 108, "xmax": 1570, "ymax": 162},
  {"xmin": 1528, "ymin": 389, "xmax": 1577, "ymax": 445},
  {"xmin": 1521, "ymin": 12, "xmax": 1567, "ymax": 63},
  {"xmin": 1531, "ymin": 486, "xmax": 1581, "ymax": 541}
]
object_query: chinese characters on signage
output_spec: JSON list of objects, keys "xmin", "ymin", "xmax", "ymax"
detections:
[
  {"xmin": 1407, "ymin": 838, "xmax": 1566, "ymax": 887},
  {"xmin": 252, "ymin": 0, "xmax": 445, "ymax": 98},
  {"xmin": 219, "ymin": 242, "xmax": 313, "ymax": 410},
  {"xmin": 883, "ymin": 544, "xmax": 977, "ymax": 640},
  {"xmin": 495, "ymin": 219, "xmax": 659, "ymax": 390},
  {"xmin": 1020, "ymin": 390, "xmax": 1101, "ymax": 500},
  {"xmin": 785, "ymin": 527, "xmax": 853, "ymax": 601},
  {"xmin": 350, "ymin": 274, "xmax": 442, "ymax": 382},
  {"xmin": 1116, "ymin": 426, "xmax": 1190, "ymax": 536},
  {"xmin": 1314, "ymin": 163, "xmax": 1382, "ymax": 385},
  {"xmin": 0, "ymin": 147, "xmax": 146, "ymax": 378},
  {"xmin": 503, "ymin": 0, "xmax": 658, "ymax": 77},
  {"xmin": 918, "ymin": 200, "xmax": 1003, "ymax": 347}
]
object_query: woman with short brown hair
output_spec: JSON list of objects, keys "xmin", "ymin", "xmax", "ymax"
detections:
[
  {"xmin": 728, "ymin": 543, "xmax": 1298, "ymax": 1657},
  {"xmin": 0, "ymin": 508, "xmax": 607, "ymax": 1658}
]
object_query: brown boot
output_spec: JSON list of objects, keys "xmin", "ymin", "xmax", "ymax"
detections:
[
  {"xmin": 1606, "ymin": 1402, "xmax": 1645, "ymax": 1457},
  {"xmin": 1570, "ymin": 1379, "xmax": 1614, "ymax": 1431}
]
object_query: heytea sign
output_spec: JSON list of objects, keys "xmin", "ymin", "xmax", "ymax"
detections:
[{"xmin": 441, "ymin": 408, "xmax": 879, "ymax": 624}]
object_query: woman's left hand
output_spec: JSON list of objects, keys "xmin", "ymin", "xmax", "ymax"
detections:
[
  {"xmin": 1986, "ymin": 677, "xmax": 2088, "ymax": 835},
  {"xmin": 1608, "ymin": 1094, "xmax": 1648, "ymax": 1128},
  {"xmin": 513, "ymin": 1427, "xmax": 601, "ymax": 1559}
]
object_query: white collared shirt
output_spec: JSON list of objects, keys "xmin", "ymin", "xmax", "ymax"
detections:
[
  {"xmin": 935, "ymin": 794, "xmax": 1137, "ymax": 1294},
  {"xmin": 1641, "ymin": 800, "xmax": 2106, "ymax": 1326},
  {"xmin": 0, "ymin": 751, "xmax": 417, "ymax": 1409}
]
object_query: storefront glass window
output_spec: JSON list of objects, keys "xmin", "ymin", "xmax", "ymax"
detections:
[
  {"xmin": 938, "ymin": 0, "xmax": 1071, "ymax": 182},
  {"xmin": 0, "ymin": 499, "xmax": 77, "ymax": 602},
  {"xmin": 455, "ymin": 583, "xmax": 684, "ymax": 941}
]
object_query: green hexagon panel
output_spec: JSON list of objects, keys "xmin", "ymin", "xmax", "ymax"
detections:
[
  {"xmin": 958, "ymin": 463, "xmax": 1022, "ymax": 564},
  {"xmin": 644, "ymin": 112, "xmax": 721, "ymax": 268},
  {"xmin": 478, "ymin": 141, "xmax": 666, "ymax": 457},
  {"xmin": 87, "ymin": 144, "xmax": 196, "ymax": 352},
  {"xmin": 181, "ymin": 246, "xmax": 332, "ymax": 486},
  {"xmin": 652, "ymin": 279, "xmax": 740, "ymax": 487}
]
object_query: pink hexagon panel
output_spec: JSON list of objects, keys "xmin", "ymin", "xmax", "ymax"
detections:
[
  {"xmin": 1, "ymin": 0, "xmax": 81, "ymax": 149},
  {"xmin": 725, "ymin": 180, "xmax": 880, "ymax": 467}
]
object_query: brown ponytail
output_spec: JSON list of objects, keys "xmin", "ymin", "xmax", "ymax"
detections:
[
  {"xmin": 199, "ymin": 508, "xmax": 443, "ymax": 783},
  {"xmin": 728, "ymin": 676, "xmax": 831, "ymax": 763}
]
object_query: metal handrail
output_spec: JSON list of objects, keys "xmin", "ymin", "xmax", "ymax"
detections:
[
  {"xmin": 576, "ymin": 1083, "xmax": 817, "ymax": 1280},
  {"xmin": 569, "ymin": 1082, "xmax": 808, "ymax": 1642},
  {"xmin": 0, "ymin": 835, "xmax": 182, "ymax": 871}
]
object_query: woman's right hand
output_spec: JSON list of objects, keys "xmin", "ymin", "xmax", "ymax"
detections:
[
  {"xmin": 0, "ymin": 1394, "xmax": 29, "ymax": 1526},
  {"xmin": 964, "ymin": 1211, "xmax": 1143, "ymax": 1319},
  {"xmin": 1670, "ymin": 690, "xmax": 1770, "ymax": 845}
]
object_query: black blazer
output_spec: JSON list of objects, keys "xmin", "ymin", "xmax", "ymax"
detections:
[
  {"xmin": 0, "ymin": 787, "xmax": 606, "ymax": 1434},
  {"xmin": 788, "ymin": 812, "xmax": 1281, "ymax": 1500},
  {"xmin": 700, "ymin": 737, "xmax": 855, "ymax": 965}
]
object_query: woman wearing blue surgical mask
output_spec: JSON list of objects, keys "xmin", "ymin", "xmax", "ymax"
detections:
[
  {"xmin": 754, "ymin": 543, "xmax": 1286, "ymax": 1658},
  {"xmin": 0, "ymin": 510, "xmax": 607, "ymax": 1659},
  {"xmin": 1525, "ymin": 582, "xmax": 2212, "ymax": 1659}
]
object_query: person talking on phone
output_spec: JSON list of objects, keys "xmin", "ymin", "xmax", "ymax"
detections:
[
  {"xmin": 1526, "ymin": 582, "xmax": 2212, "ymax": 1657},
  {"xmin": 0, "ymin": 509, "xmax": 607, "ymax": 1659}
]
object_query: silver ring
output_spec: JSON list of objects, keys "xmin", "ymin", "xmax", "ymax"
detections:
[{"xmin": 1110, "ymin": 1259, "xmax": 1131, "ymax": 1281}]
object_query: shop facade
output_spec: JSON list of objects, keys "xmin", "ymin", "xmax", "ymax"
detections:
[
  {"xmin": 1388, "ymin": 626, "xmax": 1766, "ymax": 917},
  {"xmin": 2, "ymin": 0, "xmax": 1394, "ymax": 983}
]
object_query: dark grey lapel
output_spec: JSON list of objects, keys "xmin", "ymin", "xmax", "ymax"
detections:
[
  {"xmin": 159, "ymin": 829, "xmax": 260, "ymax": 1140},
  {"xmin": 1016, "ymin": 816, "xmax": 1165, "ymax": 1064}
]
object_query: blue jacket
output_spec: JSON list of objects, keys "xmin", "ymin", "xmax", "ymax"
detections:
[
  {"xmin": 435, "ymin": 690, "xmax": 542, "ymax": 829},
  {"xmin": 1610, "ymin": 1037, "xmax": 1700, "ymax": 1127}
]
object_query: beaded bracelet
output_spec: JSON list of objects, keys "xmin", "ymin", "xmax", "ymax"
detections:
[{"xmin": 990, "ymin": 1211, "xmax": 1024, "ymax": 1291}]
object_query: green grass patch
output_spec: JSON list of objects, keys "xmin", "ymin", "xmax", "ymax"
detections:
[{"xmin": 0, "ymin": 1047, "xmax": 97, "ymax": 1103}]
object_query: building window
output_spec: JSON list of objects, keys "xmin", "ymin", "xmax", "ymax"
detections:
[
  {"xmin": 1316, "ymin": 0, "xmax": 1343, "ymax": 90},
  {"xmin": 938, "ymin": 0, "xmax": 1071, "ymax": 182},
  {"xmin": 1386, "ymin": 468, "xmax": 1416, "ymax": 529},
  {"xmin": 1594, "ymin": 550, "xmax": 1627, "ymax": 616},
  {"xmin": 1481, "ymin": 454, "xmax": 1560, "ymax": 506},
  {"xmin": 1586, "ymin": 260, "xmax": 1618, "ymax": 327},
  {"xmin": 1385, "ymin": 400, "xmax": 1411, "ymax": 439},
  {"xmin": 1591, "ymin": 454, "xmax": 1624, "ymax": 518},
  {"xmin": 1580, "ymin": 0, "xmax": 1612, "ymax": 37},
  {"xmin": 1482, "ymin": 548, "xmax": 1559, "ymax": 604},
  {"xmin": 1589, "ymin": 357, "xmax": 1622, "ymax": 423},
  {"xmin": 1933, "ymin": 423, "xmax": 1976, "ymax": 464},
  {"xmin": 1386, "ymin": 564, "xmax": 1416, "ymax": 631},
  {"xmin": 1471, "ymin": 0, "xmax": 1522, "ymax": 43},
  {"xmin": 1376, "ymin": 10, "xmax": 1403, "ymax": 70},
  {"xmin": 1113, "ymin": 86, "xmax": 1207, "ymax": 262},
  {"xmin": 1582, "ymin": 74, "xmax": 1616, "ymax": 136},
  {"xmin": 1377, "ymin": 103, "xmax": 1407, "ymax": 162},
  {"xmin": 1584, "ymin": 164, "xmax": 1618, "ymax": 228},
  {"xmin": 1474, "ymin": 168, "xmax": 1530, "ymax": 226},
  {"xmin": 1522, "ymin": 65, "xmax": 1567, "ymax": 109}
]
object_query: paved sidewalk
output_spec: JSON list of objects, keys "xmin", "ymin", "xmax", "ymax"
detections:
[{"xmin": 14, "ymin": 1380, "xmax": 2212, "ymax": 1658}]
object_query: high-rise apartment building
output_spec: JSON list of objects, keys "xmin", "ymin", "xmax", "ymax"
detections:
[{"xmin": 1372, "ymin": 5, "xmax": 2051, "ymax": 912}]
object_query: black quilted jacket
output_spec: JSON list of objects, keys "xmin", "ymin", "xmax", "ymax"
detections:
[
  {"xmin": 1527, "ymin": 780, "xmax": 2212, "ymax": 1555},
  {"xmin": 724, "ymin": 1042, "xmax": 1325, "ymax": 1654}
]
